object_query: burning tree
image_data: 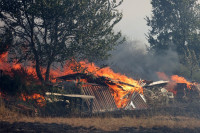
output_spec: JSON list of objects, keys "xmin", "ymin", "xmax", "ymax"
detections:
[{"xmin": 0, "ymin": 0, "xmax": 124, "ymax": 82}]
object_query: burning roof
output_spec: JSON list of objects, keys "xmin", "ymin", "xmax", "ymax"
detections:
[{"xmin": 57, "ymin": 73, "xmax": 147, "ymax": 111}]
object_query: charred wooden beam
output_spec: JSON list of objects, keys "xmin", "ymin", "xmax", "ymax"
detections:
[
  {"xmin": 56, "ymin": 73, "xmax": 137, "ymax": 91},
  {"xmin": 57, "ymin": 73, "xmax": 90, "ymax": 80}
]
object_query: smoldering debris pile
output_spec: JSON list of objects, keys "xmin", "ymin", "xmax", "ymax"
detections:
[{"xmin": 142, "ymin": 80, "xmax": 200, "ymax": 107}]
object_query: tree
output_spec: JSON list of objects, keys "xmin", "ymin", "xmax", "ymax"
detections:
[
  {"xmin": 0, "ymin": 0, "xmax": 124, "ymax": 82},
  {"xmin": 0, "ymin": 28, "xmax": 12, "ymax": 55},
  {"xmin": 184, "ymin": 47, "xmax": 200, "ymax": 79},
  {"xmin": 146, "ymin": 0, "xmax": 200, "ymax": 56}
]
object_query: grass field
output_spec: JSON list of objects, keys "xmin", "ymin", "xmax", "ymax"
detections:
[
  {"xmin": 1, "ymin": 99, "xmax": 200, "ymax": 132},
  {"xmin": 10, "ymin": 116, "xmax": 199, "ymax": 131}
]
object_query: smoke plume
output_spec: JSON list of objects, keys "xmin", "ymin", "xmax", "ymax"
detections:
[{"xmin": 100, "ymin": 40, "xmax": 180, "ymax": 80}]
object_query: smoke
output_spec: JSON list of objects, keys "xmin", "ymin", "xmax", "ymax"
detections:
[{"xmin": 100, "ymin": 40, "xmax": 180, "ymax": 80}]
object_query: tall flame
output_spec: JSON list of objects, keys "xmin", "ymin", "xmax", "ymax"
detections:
[
  {"xmin": 54, "ymin": 60, "xmax": 143, "ymax": 108},
  {"xmin": 1, "ymin": 52, "xmax": 143, "ymax": 108}
]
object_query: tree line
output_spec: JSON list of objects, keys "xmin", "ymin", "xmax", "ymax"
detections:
[
  {"xmin": 1, "ymin": 0, "xmax": 200, "ymax": 82},
  {"xmin": 146, "ymin": 0, "xmax": 200, "ymax": 80}
]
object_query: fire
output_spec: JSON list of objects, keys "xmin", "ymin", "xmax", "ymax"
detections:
[
  {"xmin": 1, "ymin": 52, "xmax": 143, "ymax": 108},
  {"xmin": 171, "ymin": 75, "xmax": 192, "ymax": 89},
  {"xmin": 0, "ymin": 52, "xmax": 9, "ymax": 70},
  {"xmin": 0, "ymin": 52, "xmax": 45, "ymax": 106},
  {"xmin": 0, "ymin": 52, "xmax": 24, "ymax": 72},
  {"xmin": 157, "ymin": 72, "xmax": 194, "ymax": 94},
  {"xmin": 55, "ymin": 60, "xmax": 143, "ymax": 108},
  {"xmin": 21, "ymin": 93, "xmax": 46, "ymax": 107},
  {"xmin": 49, "ymin": 60, "xmax": 143, "ymax": 108}
]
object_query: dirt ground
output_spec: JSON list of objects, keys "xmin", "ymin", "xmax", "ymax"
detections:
[
  {"xmin": 1, "ymin": 120, "xmax": 200, "ymax": 133},
  {"xmin": 1, "ymin": 101, "xmax": 200, "ymax": 132}
]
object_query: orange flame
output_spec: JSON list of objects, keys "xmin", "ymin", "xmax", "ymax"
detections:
[
  {"xmin": 157, "ymin": 72, "xmax": 194, "ymax": 94},
  {"xmin": 171, "ymin": 75, "xmax": 192, "ymax": 89},
  {"xmin": 0, "ymin": 52, "xmax": 24, "ymax": 72},
  {"xmin": 21, "ymin": 93, "xmax": 46, "ymax": 107},
  {"xmin": 1, "ymin": 52, "xmax": 45, "ymax": 106},
  {"xmin": 0, "ymin": 52, "xmax": 9, "ymax": 70},
  {"xmin": 48, "ymin": 60, "xmax": 143, "ymax": 108},
  {"xmin": 1, "ymin": 52, "xmax": 143, "ymax": 108},
  {"xmin": 54, "ymin": 60, "xmax": 143, "ymax": 108}
]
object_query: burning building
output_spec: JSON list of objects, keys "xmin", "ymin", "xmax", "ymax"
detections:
[
  {"xmin": 1, "ymin": 51, "xmax": 148, "ymax": 114},
  {"xmin": 1, "ymin": 51, "xmax": 200, "ymax": 115},
  {"xmin": 56, "ymin": 73, "xmax": 148, "ymax": 113}
]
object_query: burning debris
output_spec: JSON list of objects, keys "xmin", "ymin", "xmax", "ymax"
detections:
[
  {"xmin": 142, "ymin": 72, "xmax": 200, "ymax": 107},
  {"xmin": 56, "ymin": 73, "xmax": 147, "ymax": 112},
  {"xmin": 1, "ymin": 51, "xmax": 200, "ymax": 115},
  {"xmin": 0, "ymin": 52, "xmax": 47, "ymax": 115},
  {"xmin": 143, "ymin": 80, "xmax": 174, "ymax": 107}
]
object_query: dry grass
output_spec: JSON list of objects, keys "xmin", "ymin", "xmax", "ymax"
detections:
[
  {"xmin": 0, "ymin": 99, "xmax": 21, "ymax": 121},
  {"xmin": 1, "ymin": 115, "xmax": 199, "ymax": 131},
  {"xmin": 1, "ymin": 100, "xmax": 200, "ymax": 131}
]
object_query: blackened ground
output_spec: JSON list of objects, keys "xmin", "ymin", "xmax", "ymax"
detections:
[
  {"xmin": 0, "ymin": 121, "xmax": 99, "ymax": 133},
  {"xmin": 0, "ymin": 121, "xmax": 200, "ymax": 133}
]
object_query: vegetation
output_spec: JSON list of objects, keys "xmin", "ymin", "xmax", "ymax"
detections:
[
  {"xmin": 0, "ymin": 108, "xmax": 200, "ymax": 131},
  {"xmin": 0, "ymin": 29, "xmax": 12, "ymax": 55},
  {"xmin": 146, "ymin": 0, "xmax": 200, "ymax": 80},
  {"xmin": 1, "ymin": 1, "xmax": 200, "ymax": 130},
  {"xmin": 0, "ymin": 0, "xmax": 124, "ymax": 82},
  {"xmin": 146, "ymin": 0, "xmax": 200, "ymax": 55},
  {"xmin": 0, "ymin": 68, "xmax": 47, "ymax": 96}
]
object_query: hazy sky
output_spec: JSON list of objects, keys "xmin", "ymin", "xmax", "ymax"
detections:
[{"xmin": 115, "ymin": 0, "xmax": 152, "ymax": 44}]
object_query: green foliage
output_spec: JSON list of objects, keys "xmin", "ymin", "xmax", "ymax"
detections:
[
  {"xmin": 146, "ymin": 0, "xmax": 200, "ymax": 56},
  {"xmin": 184, "ymin": 47, "xmax": 200, "ymax": 79},
  {"xmin": 0, "ymin": 0, "xmax": 124, "ymax": 82},
  {"xmin": 174, "ymin": 62, "xmax": 200, "ymax": 81},
  {"xmin": 174, "ymin": 64, "xmax": 190, "ymax": 77}
]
